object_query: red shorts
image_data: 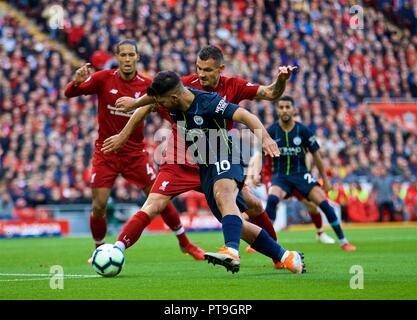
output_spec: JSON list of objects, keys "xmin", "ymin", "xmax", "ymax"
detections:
[
  {"xmin": 291, "ymin": 189, "xmax": 305, "ymax": 201},
  {"xmin": 150, "ymin": 163, "xmax": 201, "ymax": 196},
  {"xmin": 90, "ymin": 148, "xmax": 157, "ymax": 189}
]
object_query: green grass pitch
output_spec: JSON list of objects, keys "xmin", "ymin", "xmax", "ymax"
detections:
[{"xmin": 1, "ymin": 224, "xmax": 416, "ymax": 300}]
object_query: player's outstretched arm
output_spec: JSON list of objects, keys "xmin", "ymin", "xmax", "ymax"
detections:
[
  {"xmin": 254, "ymin": 65, "xmax": 298, "ymax": 101},
  {"xmin": 115, "ymin": 94, "xmax": 155, "ymax": 113},
  {"xmin": 232, "ymin": 108, "xmax": 280, "ymax": 158},
  {"xmin": 312, "ymin": 151, "xmax": 330, "ymax": 192},
  {"xmin": 101, "ymin": 104, "xmax": 154, "ymax": 153}
]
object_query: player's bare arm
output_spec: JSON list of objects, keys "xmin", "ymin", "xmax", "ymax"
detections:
[
  {"xmin": 115, "ymin": 94, "xmax": 155, "ymax": 112},
  {"xmin": 254, "ymin": 65, "xmax": 298, "ymax": 101},
  {"xmin": 312, "ymin": 151, "xmax": 330, "ymax": 192},
  {"xmin": 247, "ymin": 152, "xmax": 263, "ymax": 186},
  {"xmin": 101, "ymin": 104, "xmax": 154, "ymax": 154},
  {"xmin": 232, "ymin": 108, "xmax": 280, "ymax": 158},
  {"xmin": 74, "ymin": 63, "xmax": 93, "ymax": 87}
]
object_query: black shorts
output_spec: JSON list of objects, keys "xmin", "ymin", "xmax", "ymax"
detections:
[
  {"xmin": 200, "ymin": 160, "xmax": 248, "ymax": 221},
  {"xmin": 271, "ymin": 172, "xmax": 319, "ymax": 199}
]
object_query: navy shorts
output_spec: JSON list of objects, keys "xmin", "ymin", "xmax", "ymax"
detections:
[
  {"xmin": 199, "ymin": 161, "xmax": 248, "ymax": 222},
  {"xmin": 271, "ymin": 172, "xmax": 320, "ymax": 199}
]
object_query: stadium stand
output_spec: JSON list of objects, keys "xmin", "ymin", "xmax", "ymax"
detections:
[{"xmin": 1, "ymin": 0, "xmax": 416, "ymax": 222}]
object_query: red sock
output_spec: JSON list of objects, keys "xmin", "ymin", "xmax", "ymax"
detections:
[
  {"xmin": 249, "ymin": 211, "xmax": 277, "ymax": 241},
  {"xmin": 90, "ymin": 214, "xmax": 107, "ymax": 247},
  {"xmin": 161, "ymin": 203, "xmax": 190, "ymax": 248},
  {"xmin": 310, "ymin": 212, "xmax": 323, "ymax": 234},
  {"xmin": 117, "ymin": 211, "xmax": 150, "ymax": 249}
]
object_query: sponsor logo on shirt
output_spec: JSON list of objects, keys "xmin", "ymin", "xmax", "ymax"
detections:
[
  {"xmin": 279, "ymin": 146, "xmax": 302, "ymax": 156},
  {"xmin": 159, "ymin": 181, "xmax": 169, "ymax": 191},
  {"xmin": 134, "ymin": 92, "xmax": 141, "ymax": 99},
  {"xmin": 107, "ymin": 105, "xmax": 134, "ymax": 117},
  {"xmin": 215, "ymin": 98, "xmax": 229, "ymax": 114},
  {"xmin": 293, "ymin": 136, "xmax": 302, "ymax": 146},
  {"xmin": 246, "ymin": 82, "xmax": 256, "ymax": 86},
  {"xmin": 194, "ymin": 115, "xmax": 204, "ymax": 125},
  {"xmin": 309, "ymin": 136, "xmax": 317, "ymax": 146},
  {"xmin": 109, "ymin": 89, "xmax": 118, "ymax": 94}
]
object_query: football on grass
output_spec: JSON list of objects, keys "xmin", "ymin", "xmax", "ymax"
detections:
[{"xmin": 91, "ymin": 244, "xmax": 125, "ymax": 277}]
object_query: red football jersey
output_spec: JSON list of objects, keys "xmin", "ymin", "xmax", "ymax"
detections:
[
  {"xmin": 64, "ymin": 69, "xmax": 151, "ymax": 155},
  {"xmin": 157, "ymin": 74, "xmax": 260, "ymax": 166}
]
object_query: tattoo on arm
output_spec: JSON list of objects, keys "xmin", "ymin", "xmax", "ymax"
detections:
[{"xmin": 257, "ymin": 87, "xmax": 268, "ymax": 98}]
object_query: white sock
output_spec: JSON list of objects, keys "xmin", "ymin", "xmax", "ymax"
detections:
[
  {"xmin": 280, "ymin": 250, "xmax": 290, "ymax": 263},
  {"xmin": 340, "ymin": 238, "xmax": 348, "ymax": 245},
  {"xmin": 95, "ymin": 239, "xmax": 105, "ymax": 246},
  {"xmin": 174, "ymin": 226, "xmax": 185, "ymax": 235},
  {"xmin": 114, "ymin": 241, "xmax": 126, "ymax": 252}
]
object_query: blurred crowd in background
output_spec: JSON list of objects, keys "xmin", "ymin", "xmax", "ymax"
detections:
[{"xmin": 1, "ymin": 0, "xmax": 416, "ymax": 223}]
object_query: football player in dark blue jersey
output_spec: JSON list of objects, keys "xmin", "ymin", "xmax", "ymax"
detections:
[
  {"xmin": 146, "ymin": 71, "xmax": 306, "ymax": 273},
  {"xmin": 264, "ymin": 96, "xmax": 356, "ymax": 251}
]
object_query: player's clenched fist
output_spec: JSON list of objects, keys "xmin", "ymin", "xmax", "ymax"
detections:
[
  {"xmin": 115, "ymin": 97, "xmax": 137, "ymax": 112},
  {"xmin": 277, "ymin": 65, "xmax": 299, "ymax": 82},
  {"xmin": 74, "ymin": 63, "xmax": 92, "ymax": 87}
]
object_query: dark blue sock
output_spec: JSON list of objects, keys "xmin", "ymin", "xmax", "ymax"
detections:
[
  {"xmin": 251, "ymin": 229, "xmax": 286, "ymax": 261},
  {"xmin": 319, "ymin": 200, "xmax": 345, "ymax": 240},
  {"xmin": 221, "ymin": 215, "xmax": 242, "ymax": 251},
  {"xmin": 265, "ymin": 195, "xmax": 280, "ymax": 222}
]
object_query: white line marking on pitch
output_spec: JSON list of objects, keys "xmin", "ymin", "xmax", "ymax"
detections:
[
  {"xmin": 0, "ymin": 273, "xmax": 100, "ymax": 282},
  {"xmin": 0, "ymin": 273, "xmax": 99, "ymax": 277}
]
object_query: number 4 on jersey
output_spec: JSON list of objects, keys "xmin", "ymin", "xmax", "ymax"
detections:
[{"xmin": 146, "ymin": 163, "xmax": 156, "ymax": 180}]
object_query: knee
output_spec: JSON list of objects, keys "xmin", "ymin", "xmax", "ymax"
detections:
[
  {"xmin": 214, "ymin": 189, "xmax": 234, "ymax": 211},
  {"xmin": 246, "ymin": 197, "xmax": 264, "ymax": 216},
  {"xmin": 92, "ymin": 201, "xmax": 107, "ymax": 217},
  {"xmin": 142, "ymin": 196, "xmax": 168, "ymax": 219}
]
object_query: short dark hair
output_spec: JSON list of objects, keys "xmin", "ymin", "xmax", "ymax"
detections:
[
  {"xmin": 198, "ymin": 45, "xmax": 224, "ymax": 64},
  {"xmin": 147, "ymin": 71, "xmax": 181, "ymax": 96},
  {"xmin": 116, "ymin": 39, "xmax": 138, "ymax": 54},
  {"xmin": 279, "ymin": 96, "xmax": 295, "ymax": 106}
]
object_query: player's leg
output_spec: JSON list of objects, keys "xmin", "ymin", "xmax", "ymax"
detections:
[
  {"xmin": 214, "ymin": 178, "xmax": 243, "ymax": 255},
  {"xmin": 300, "ymin": 198, "xmax": 335, "ymax": 244},
  {"xmin": 265, "ymin": 185, "xmax": 288, "ymax": 222},
  {"xmin": 204, "ymin": 178, "xmax": 243, "ymax": 273},
  {"xmin": 146, "ymin": 164, "xmax": 205, "ymax": 260},
  {"xmin": 307, "ymin": 186, "xmax": 356, "ymax": 251},
  {"xmin": 242, "ymin": 185, "xmax": 277, "ymax": 241},
  {"xmin": 122, "ymin": 154, "xmax": 205, "ymax": 260},
  {"xmin": 114, "ymin": 192, "xmax": 172, "ymax": 251},
  {"xmin": 241, "ymin": 221, "xmax": 305, "ymax": 274},
  {"xmin": 88, "ymin": 150, "xmax": 120, "ymax": 251},
  {"xmin": 90, "ymin": 187, "xmax": 112, "ymax": 248},
  {"xmin": 143, "ymin": 182, "xmax": 205, "ymax": 261}
]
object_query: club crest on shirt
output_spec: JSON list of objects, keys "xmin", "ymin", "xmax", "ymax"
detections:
[
  {"xmin": 194, "ymin": 115, "xmax": 204, "ymax": 125},
  {"xmin": 293, "ymin": 136, "xmax": 302, "ymax": 145}
]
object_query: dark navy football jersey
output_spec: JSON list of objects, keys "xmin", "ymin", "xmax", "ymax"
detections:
[
  {"xmin": 267, "ymin": 121, "xmax": 320, "ymax": 176},
  {"xmin": 167, "ymin": 88, "xmax": 240, "ymax": 166}
]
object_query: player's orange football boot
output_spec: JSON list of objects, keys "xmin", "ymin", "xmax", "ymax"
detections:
[
  {"xmin": 245, "ymin": 245, "xmax": 257, "ymax": 253},
  {"xmin": 277, "ymin": 251, "xmax": 306, "ymax": 273},
  {"xmin": 204, "ymin": 246, "xmax": 240, "ymax": 273},
  {"xmin": 341, "ymin": 243, "xmax": 357, "ymax": 251},
  {"xmin": 181, "ymin": 243, "xmax": 205, "ymax": 260},
  {"xmin": 273, "ymin": 260, "xmax": 285, "ymax": 269}
]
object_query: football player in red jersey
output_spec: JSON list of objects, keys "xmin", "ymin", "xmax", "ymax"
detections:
[
  {"xmin": 101, "ymin": 46, "xmax": 299, "ymax": 266},
  {"xmin": 64, "ymin": 40, "xmax": 204, "ymax": 261}
]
